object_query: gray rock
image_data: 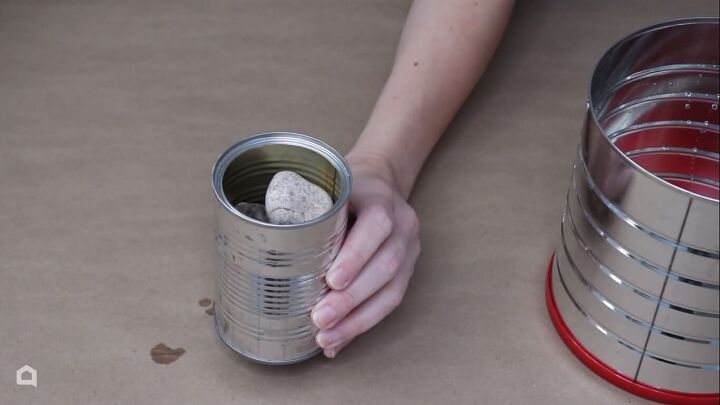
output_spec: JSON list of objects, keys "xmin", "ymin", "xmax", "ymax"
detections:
[
  {"xmin": 265, "ymin": 171, "xmax": 333, "ymax": 225},
  {"xmin": 235, "ymin": 202, "xmax": 269, "ymax": 222}
]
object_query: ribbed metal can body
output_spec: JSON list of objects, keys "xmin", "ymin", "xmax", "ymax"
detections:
[
  {"xmin": 211, "ymin": 132, "xmax": 351, "ymax": 365},
  {"xmin": 552, "ymin": 18, "xmax": 719, "ymax": 394}
]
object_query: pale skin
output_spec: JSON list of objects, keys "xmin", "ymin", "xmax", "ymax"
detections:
[{"xmin": 312, "ymin": 0, "xmax": 515, "ymax": 357}]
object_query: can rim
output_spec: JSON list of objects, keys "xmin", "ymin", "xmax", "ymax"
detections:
[
  {"xmin": 214, "ymin": 312, "xmax": 322, "ymax": 365},
  {"xmin": 211, "ymin": 131, "xmax": 352, "ymax": 229},
  {"xmin": 588, "ymin": 17, "xmax": 720, "ymax": 205},
  {"xmin": 545, "ymin": 253, "xmax": 720, "ymax": 404}
]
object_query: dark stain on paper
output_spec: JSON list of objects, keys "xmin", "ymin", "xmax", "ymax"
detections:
[
  {"xmin": 150, "ymin": 343, "xmax": 185, "ymax": 365},
  {"xmin": 205, "ymin": 301, "xmax": 215, "ymax": 316}
]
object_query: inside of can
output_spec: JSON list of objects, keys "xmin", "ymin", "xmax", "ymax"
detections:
[
  {"xmin": 221, "ymin": 143, "xmax": 342, "ymax": 208},
  {"xmin": 591, "ymin": 20, "xmax": 719, "ymax": 200}
]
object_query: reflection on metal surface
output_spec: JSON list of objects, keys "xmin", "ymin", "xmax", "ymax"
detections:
[
  {"xmin": 549, "ymin": 18, "xmax": 720, "ymax": 397},
  {"xmin": 211, "ymin": 132, "xmax": 351, "ymax": 364}
]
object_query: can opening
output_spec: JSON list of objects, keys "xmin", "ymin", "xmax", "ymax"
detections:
[
  {"xmin": 601, "ymin": 90, "xmax": 719, "ymax": 200},
  {"xmin": 590, "ymin": 20, "xmax": 719, "ymax": 201},
  {"xmin": 221, "ymin": 143, "xmax": 342, "ymax": 209}
]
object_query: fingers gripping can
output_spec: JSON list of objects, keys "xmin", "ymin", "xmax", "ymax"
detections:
[{"xmin": 211, "ymin": 132, "xmax": 351, "ymax": 365}]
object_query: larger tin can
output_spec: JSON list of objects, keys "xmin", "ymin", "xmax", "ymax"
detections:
[
  {"xmin": 546, "ymin": 18, "xmax": 719, "ymax": 404},
  {"xmin": 211, "ymin": 132, "xmax": 351, "ymax": 365}
]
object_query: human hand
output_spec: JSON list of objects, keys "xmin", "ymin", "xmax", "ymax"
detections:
[{"xmin": 311, "ymin": 152, "xmax": 421, "ymax": 358}]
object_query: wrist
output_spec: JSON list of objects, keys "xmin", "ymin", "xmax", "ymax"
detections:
[{"xmin": 345, "ymin": 148, "xmax": 403, "ymax": 193}]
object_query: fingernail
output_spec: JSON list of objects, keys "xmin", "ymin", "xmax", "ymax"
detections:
[
  {"xmin": 327, "ymin": 269, "xmax": 348, "ymax": 289},
  {"xmin": 316, "ymin": 330, "xmax": 343, "ymax": 348},
  {"xmin": 312, "ymin": 306, "xmax": 336, "ymax": 329},
  {"xmin": 325, "ymin": 348, "xmax": 337, "ymax": 358}
]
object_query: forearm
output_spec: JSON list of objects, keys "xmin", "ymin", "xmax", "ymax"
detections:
[{"xmin": 349, "ymin": 0, "xmax": 514, "ymax": 198}]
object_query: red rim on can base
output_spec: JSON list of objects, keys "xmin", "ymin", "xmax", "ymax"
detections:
[{"xmin": 545, "ymin": 253, "xmax": 720, "ymax": 405}]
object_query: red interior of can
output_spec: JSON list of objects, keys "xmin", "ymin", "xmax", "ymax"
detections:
[{"xmin": 613, "ymin": 103, "xmax": 720, "ymax": 200}]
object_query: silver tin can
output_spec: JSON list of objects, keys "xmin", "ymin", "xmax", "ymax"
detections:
[
  {"xmin": 547, "ymin": 18, "xmax": 719, "ymax": 399},
  {"xmin": 211, "ymin": 132, "xmax": 351, "ymax": 365}
]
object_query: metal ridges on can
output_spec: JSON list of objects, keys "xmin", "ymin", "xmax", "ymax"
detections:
[{"xmin": 547, "ymin": 18, "xmax": 720, "ymax": 404}]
